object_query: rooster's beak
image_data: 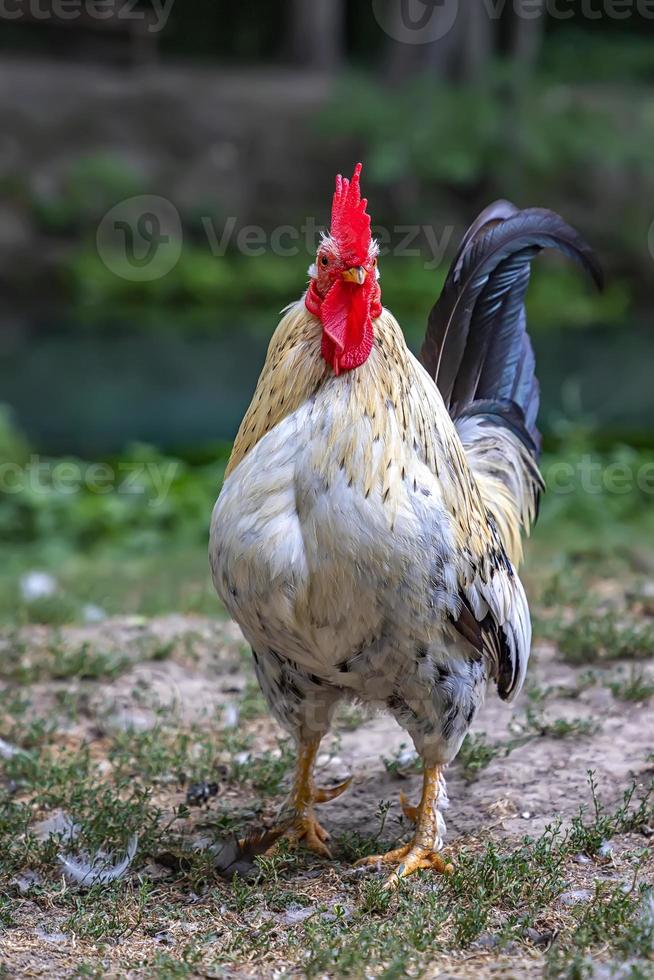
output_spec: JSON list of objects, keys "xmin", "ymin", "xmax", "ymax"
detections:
[{"xmin": 342, "ymin": 266, "xmax": 367, "ymax": 285}]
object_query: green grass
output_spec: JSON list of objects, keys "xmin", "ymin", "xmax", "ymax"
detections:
[
  {"xmin": 608, "ymin": 667, "xmax": 654, "ymax": 703},
  {"xmin": 0, "ymin": 543, "xmax": 222, "ymax": 625},
  {"xmin": 0, "ymin": 636, "xmax": 133, "ymax": 684},
  {"xmin": 456, "ymin": 732, "xmax": 501, "ymax": 781},
  {"xmin": 555, "ymin": 611, "xmax": 654, "ymax": 666}
]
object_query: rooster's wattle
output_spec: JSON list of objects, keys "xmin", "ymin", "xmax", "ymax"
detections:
[{"xmin": 210, "ymin": 164, "xmax": 601, "ymax": 883}]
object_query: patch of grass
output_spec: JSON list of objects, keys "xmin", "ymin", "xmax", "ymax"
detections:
[
  {"xmin": 21, "ymin": 592, "xmax": 80, "ymax": 626},
  {"xmin": 382, "ymin": 742, "xmax": 422, "ymax": 777},
  {"xmin": 49, "ymin": 642, "xmax": 130, "ymax": 682},
  {"xmin": 555, "ymin": 610, "xmax": 654, "ymax": 665},
  {"xmin": 509, "ymin": 707, "xmax": 599, "ymax": 749},
  {"xmin": 61, "ymin": 878, "xmax": 155, "ymax": 941},
  {"xmin": 526, "ymin": 671, "xmax": 601, "ymax": 704},
  {"xmin": 567, "ymin": 772, "xmax": 654, "ymax": 858},
  {"xmin": 546, "ymin": 879, "xmax": 654, "ymax": 978},
  {"xmin": 457, "ymin": 732, "xmax": 501, "ymax": 781},
  {"xmin": 543, "ymin": 716, "xmax": 599, "ymax": 740},
  {"xmin": 608, "ymin": 667, "xmax": 654, "ymax": 703},
  {"xmin": 109, "ymin": 724, "xmax": 220, "ymax": 786},
  {"xmin": 0, "ymin": 630, "xmax": 201, "ymax": 685},
  {"xmin": 225, "ymin": 737, "xmax": 295, "ymax": 797},
  {"xmin": 333, "ymin": 702, "xmax": 368, "ymax": 732},
  {"xmin": 72, "ymin": 963, "xmax": 113, "ymax": 979},
  {"xmin": 557, "ymin": 671, "xmax": 601, "ymax": 701},
  {"xmin": 0, "ymin": 544, "xmax": 224, "ymax": 625},
  {"xmin": 446, "ymin": 826, "xmax": 567, "ymax": 946},
  {"xmin": 336, "ymin": 801, "xmax": 394, "ymax": 862},
  {"xmin": 138, "ymin": 952, "xmax": 199, "ymax": 979},
  {"xmin": 312, "ymin": 775, "xmax": 654, "ymax": 976}
]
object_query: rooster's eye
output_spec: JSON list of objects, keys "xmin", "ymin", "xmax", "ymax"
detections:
[{"xmin": 320, "ymin": 255, "xmax": 329, "ymax": 267}]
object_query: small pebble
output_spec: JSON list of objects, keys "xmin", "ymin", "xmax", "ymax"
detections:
[
  {"xmin": 20, "ymin": 571, "xmax": 57, "ymax": 601},
  {"xmin": 82, "ymin": 604, "xmax": 106, "ymax": 624},
  {"xmin": 396, "ymin": 747, "xmax": 419, "ymax": 768},
  {"xmin": 523, "ymin": 927, "xmax": 554, "ymax": 947},
  {"xmin": 558, "ymin": 889, "xmax": 593, "ymax": 907},
  {"xmin": 222, "ymin": 702, "xmax": 240, "ymax": 729},
  {"xmin": 281, "ymin": 906, "xmax": 316, "ymax": 926},
  {"xmin": 521, "ymin": 811, "xmax": 531, "ymax": 819},
  {"xmin": 35, "ymin": 928, "xmax": 68, "ymax": 944}
]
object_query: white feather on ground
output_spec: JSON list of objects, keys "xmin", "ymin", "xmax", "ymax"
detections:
[
  {"xmin": 58, "ymin": 834, "xmax": 138, "ymax": 886},
  {"xmin": 0, "ymin": 737, "xmax": 25, "ymax": 760},
  {"xmin": 32, "ymin": 810, "xmax": 79, "ymax": 843}
]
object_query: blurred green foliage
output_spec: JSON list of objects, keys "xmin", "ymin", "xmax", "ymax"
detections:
[
  {"xmin": 1, "ymin": 406, "xmax": 652, "ymax": 557},
  {"xmin": 0, "ymin": 407, "xmax": 228, "ymax": 554},
  {"xmin": 33, "ymin": 155, "xmax": 145, "ymax": 234},
  {"xmin": 42, "ymin": 61, "xmax": 646, "ymax": 331},
  {"xmin": 540, "ymin": 440, "xmax": 654, "ymax": 532},
  {"xmin": 319, "ymin": 67, "xmax": 654, "ymax": 242},
  {"xmin": 64, "ymin": 246, "xmax": 623, "ymax": 344},
  {"xmin": 540, "ymin": 30, "xmax": 654, "ymax": 84}
]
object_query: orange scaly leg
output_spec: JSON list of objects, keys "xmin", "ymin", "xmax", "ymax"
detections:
[
  {"xmin": 273, "ymin": 738, "xmax": 351, "ymax": 858},
  {"xmin": 357, "ymin": 765, "xmax": 453, "ymax": 887}
]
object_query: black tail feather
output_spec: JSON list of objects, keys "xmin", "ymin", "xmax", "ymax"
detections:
[{"xmin": 421, "ymin": 203, "xmax": 603, "ymax": 454}]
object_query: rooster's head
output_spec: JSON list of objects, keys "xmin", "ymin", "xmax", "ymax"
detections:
[{"xmin": 306, "ymin": 163, "xmax": 382, "ymax": 375}]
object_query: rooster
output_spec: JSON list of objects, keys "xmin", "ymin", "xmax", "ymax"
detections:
[{"xmin": 210, "ymin": 164, "xmax": 601, "ymax": 884}]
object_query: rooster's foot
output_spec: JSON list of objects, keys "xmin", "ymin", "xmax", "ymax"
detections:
[
  {"xmin": 356, "ymin": 842, "xmax": 454, "ymax": 886},
  {"xmin": 277, "ymin": 810, "xmax": 333, "ymax": 858},
  {"xmin": 271, "ymin": 751, "xmax": 353, "ymax": 859},
  {"xmin": 356, "ymin": 764, "xmax": 451, "ymax": 886}
]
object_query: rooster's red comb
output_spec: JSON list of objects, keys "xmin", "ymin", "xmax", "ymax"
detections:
[{"xmin": 329, "ymin": 162, "xmax": 372, "ymax": 267}]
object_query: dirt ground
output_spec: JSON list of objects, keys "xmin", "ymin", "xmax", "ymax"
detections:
[{"xmin": 1, "ymin": 604, "xmax": 653, "ymax": 978}]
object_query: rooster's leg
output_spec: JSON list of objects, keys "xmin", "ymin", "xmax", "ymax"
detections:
[
  {"xmin": 274, "ymin": 738, "xmax": 351, "ymax": 858},
  {"xmin": 356, "ymin": 764, "xmax": 453, "ymax": 886}
]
